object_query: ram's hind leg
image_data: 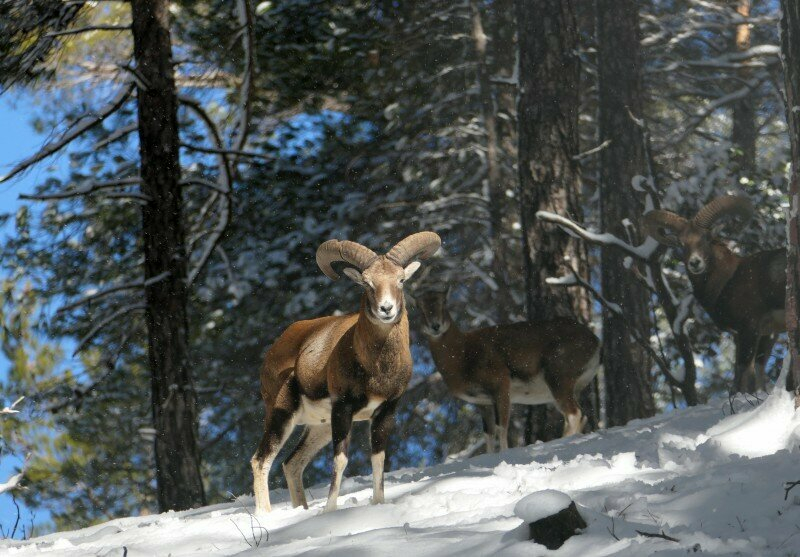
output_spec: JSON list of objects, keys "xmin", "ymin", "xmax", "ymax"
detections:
[
  {"xmin": 477, "ymin": 404, "xmax": 497, "ymax": 453},
  {"xmin": 733, "ymin": 331, "xmax": 759, "ymax": 394},
  {"xmin": 251, "ymin": 381, "xmax": 298, "ymax": 514},
  {"xmin": 492, "ymin": 377, "xmax": 512, "ymax": 451},
  {"xmin": 283, "ymin": 425, "xmax": 331, "ymax": 509},
  {"xmin": 542, "ymin": 343, "xmax": 589, "ymax": 438},
  {"xmin": 754, "ymin": 335, "xmax": 776, "ymax": 391}
]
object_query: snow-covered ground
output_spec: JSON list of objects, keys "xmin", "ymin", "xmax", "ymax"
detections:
[{"xmin": 5, "ymin": 387, "xmax": 800, "ymax": 556}]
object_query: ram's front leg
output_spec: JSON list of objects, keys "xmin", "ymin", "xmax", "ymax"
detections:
[
  {"xmin": 733, "ymin": 331, "xmax": 759, "ymax": 395},
  {"xmin": 493, "ymin": 379, "xmax": 512, "ymax": 451},
  {"xmin": 325, "ymin": 397, "xmax": 355, "ymax": 513},
  {"xmin": 370, "ymin": 399, "xmax": 399, "ymax": 505}
]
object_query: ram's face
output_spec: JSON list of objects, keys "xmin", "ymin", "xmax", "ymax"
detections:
[
  {"xmin": 343, "ymin": 257, "xmax": 420, "ymax": 324},
  {"xmin": 679, "ymin": 226, "xmax": 715, "ymax": 275}
]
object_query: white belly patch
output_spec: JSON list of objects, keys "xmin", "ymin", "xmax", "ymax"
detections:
[
  {"xmin": 458, "ymin": 392, "xmax": 493, "ymax": 405},
  {"xmin": 296, "ymin": 396, "xmax": 383, "ymax": 425},
  {"xmin": 456, "ymin": 375, "xmax": 554, "ymax": 406},
  {"xmin": 510, "ymin": 375, "xmax": 554, "ymax": 405}
]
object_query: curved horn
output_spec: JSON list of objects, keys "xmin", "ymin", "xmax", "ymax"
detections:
[
  {"xmin": 385, "ymin": 231, "xmax": 442, "ymax": 267},
  {"xmin": 693, "ymin": 195, "xmax": 754, "ymax": 231},
  {"xmin": 642, "ymin": 210, "xmax": 689, "ymax": 248},
  {"xmin": 316, "ymin": 240, "xmax": 379, "ymax": 280}
]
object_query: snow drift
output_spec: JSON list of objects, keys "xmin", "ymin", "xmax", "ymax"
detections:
[{"xmin": 4, "ymin": 388, "xmax": 800, "ymax": 556}]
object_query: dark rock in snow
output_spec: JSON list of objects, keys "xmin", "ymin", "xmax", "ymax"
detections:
[{"xmin": 514, "ymin": 490, "xmax": 587, "ymax": 550}]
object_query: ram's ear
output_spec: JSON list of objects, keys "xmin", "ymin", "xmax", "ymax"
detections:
[
  {"xmin": 342, "ymin": 267, "xmax": 365, "ymax": 286},
  {"xmin": 403, "ymin": 261, "xmax": 421, "ymax": 281}
]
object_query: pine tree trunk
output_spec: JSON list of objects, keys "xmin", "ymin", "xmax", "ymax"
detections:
[
  {"xmin": 471, "ymin": 0, "xmax": 516, "ymax": 320},
  {"xmin": 732, "ymin": 0, "xmax": 756, "ymax": 175},
  {"xmin": 130, "ymin": 0, "xmax": 206, "ymax": 511},
  {"xmin": 595, "ymin": 0, "xmax": 656, "ymax": 425},
  {"xmin": 779, "ymin": 0, "xmax": 800, "ymax": 396},
  {"xmin": 515, "ymin": 0, "xmax": 585, "ymax": 322}
]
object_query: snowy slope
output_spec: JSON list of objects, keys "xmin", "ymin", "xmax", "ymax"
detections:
[{"xmin": 5, "ymin": 388, "xmax": 800, "ymax": 556}]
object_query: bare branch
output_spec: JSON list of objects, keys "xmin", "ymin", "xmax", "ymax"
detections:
[
  {"xmin": 57, "ymin": 271, "xmax": 169, "ymax": 315},
  {"xmin": 92, "ymin": 123, "xmax": 138, "ymax": 150},
  {"xmin": 179, "ymin": 96, "xmax": 233, "ymax": 285},
  {"xmin": 1, "ymin": 83, "xmax": 135, "ymax": 184},
  {"xmin": 20, "ymin": 178, "xmax": 142, "ymax": 201},
  {"xmin": 670, "ymin": 77, "xmax": 764, "ymax": 145},
  {"xmin": 635, "ymin": 530, "xmax": 680, "ymax": 543},
  {"xmin": 572, "ymin": 139, "xmax": 612, "ymax": 161},
  {"xmin": 179, "ymin": 142, "xmax": 272, "ymax": 162},
  {"xmin": 178, "ymin": 96, "xmax": 233, "ymax": 189},
  {"xmin": 47, "ymin": 25, "xmax": 130, "ymax": 37},
  {"xmin": 73, "ymin": 303, "xmax": 146, "ymax": 355},
  {"xmin": 231, "ymin": 0, "xmax": 256, "ymax": 153},
  {"xmin": 181, "ymin": 177, "xmax": 229, "ymax": 194},
  {"xmin": 785, "ymin": 480, "xmax": 800, "ymax": 501},
  {"xmin": 550, "ymin": 266, "xmax": 682, "ymax": 391}
]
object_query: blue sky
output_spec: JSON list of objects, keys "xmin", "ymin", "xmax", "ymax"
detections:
[{"xmin": 0, "ymin": 94, "xmax": 52, "ymax": 534}]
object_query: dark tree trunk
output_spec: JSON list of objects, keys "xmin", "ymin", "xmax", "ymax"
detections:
[
  {"xmin": 516, "ymin": 0, "xmax": 593, "ymax": 441},
  {"xmin": 130, "ymin": 0, "xmax": 206, "ymax": 511},
  {"xmin": 779, "ymin": 0, "xmax": 800, "ymax": 396},
  {"xmin": 731, "ymin": 0, "xmax": 756, "ymax": 175},
  {"xmin": 595, "ymin": 0, "xmax": 656, "ymax": 425},
  {"xmin": 515, "ymin": 0, "xmax": 585, "ymax": 322}
]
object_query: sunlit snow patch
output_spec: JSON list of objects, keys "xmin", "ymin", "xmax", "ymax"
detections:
[{"xmin": 703, "ymin": 389, "xmax": 800, "ymax": 458}]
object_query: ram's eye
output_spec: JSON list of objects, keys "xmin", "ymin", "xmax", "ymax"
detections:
[{"xmin": 399, "ymin": 278, "xmax": 405, "ymax": 284}]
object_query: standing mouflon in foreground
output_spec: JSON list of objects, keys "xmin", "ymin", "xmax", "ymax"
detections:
[
  {"xmin": 251, "ymin": 232, "xmax": 441, "ymax": 514},
  {"xmin": 644, "ymin": 195, "xmax": 786, "ymax": 394},
  {"xmin": 412, "ymin": 288, "xmax": 600, "ymax": 451}
]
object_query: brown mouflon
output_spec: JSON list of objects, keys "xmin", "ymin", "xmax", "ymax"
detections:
[
  {"xmin": 251, "ymin": 232, "xmax": 441, "ymax": 514},
  {"xmin": 644, "ymin": 195, "xmax": 785, "ymax": 394},
  {"xmin": 411, "ymin": 288, "xmax": 600, "ymax": 450}
]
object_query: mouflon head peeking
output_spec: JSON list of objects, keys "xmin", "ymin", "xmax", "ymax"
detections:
[{"xmin": 643, "ymin": 195, "xmax": 754, "ymax": 276}]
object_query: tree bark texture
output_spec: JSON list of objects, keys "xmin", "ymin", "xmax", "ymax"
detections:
[
  {"xmin": 596, "ymin": 0, "xmax": 656, "ymax": 425},
  {"xmin": 516, "ymin": 0, "xmax": 585, "ymax": 322},
  {"xmin": 779, "ymin": 0, "xmax": 800, "ymax": 395},
  {"xmin": 731, "ymin": 0, "xmax": 757, "ymax": 174},
  {"xmin": 130, "ymin": 0, "xmax": 206, "ymax": 511}
]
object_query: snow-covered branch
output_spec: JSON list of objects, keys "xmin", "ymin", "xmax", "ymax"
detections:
[
  {"xmin": 1, "ymin": 397, "xmax": 26, "ymax": 495},
  {"xmin": 0, "ymin": 397, "xmax": 24, "ymax": 416},
  {"xmin": 0, "ymin": 471, "xmax": 24, "ymax": 496},
  {"xmin": 536, "ymin": 211, "xmax": 660, "ymax": 260}
]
